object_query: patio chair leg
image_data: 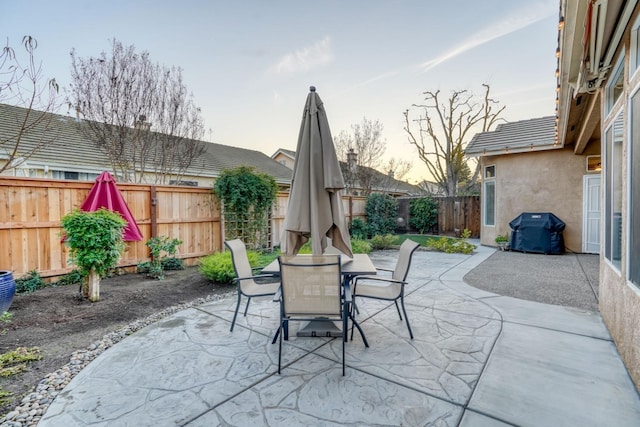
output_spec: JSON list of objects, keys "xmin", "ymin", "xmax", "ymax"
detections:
[
  {"xmin": 394, "ymin": 300, "xmax": 403, "ymax": 320},
  {"xmin": 243, "ymin": 297, "xmax": 252, "ymax": 316},
  {"xmin": 400, "ymin": 296, "xmax": 414, "ymax": 339},
  {"xmin": 342, "ymin": 326, "xmax": 346, "ymax": 376},
  {"xmin": 230, "ymin": 294, "xmax": 242, "ymax": 332},
  {"xmin": 349, "ymin": 300, "xmax": 356, "ymax": 341},
  {"xmin": 278, "ymin": 322, "xmax": 283, "ymax": 374},
  {"xmin": 271, "ymin": 320, "xmax": 289, "ymax": 344},
  {"xmin": 350, "ymin": 317, "xmax": 369, "ymax": 348}
]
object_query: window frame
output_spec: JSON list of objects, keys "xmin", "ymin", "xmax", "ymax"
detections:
[
  {"xmin": 606, "ymin": 51, "xmax": 625, "ymax": 116},
  {"xmin": 628, "ymin": 85, "xmax": 640, "ymax": 287},
  {"xmin": 603, "ymin": 112, "xmax": 624, "ymax": 272},
  {"xmin": 630, "ymin": 15, "xmax": 640, "ymax": 79},
  {"xmin": 483, "ymin": 164, "xmax": 496, "ymax": 227}
]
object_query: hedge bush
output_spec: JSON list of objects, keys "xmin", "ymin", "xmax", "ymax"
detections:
[{"xmin": 365, "ymin": 193, "xmax": 398, "ymax": 237}]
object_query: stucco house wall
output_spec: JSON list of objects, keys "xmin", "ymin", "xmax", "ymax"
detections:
[
  {"xmin": 481, "ymin": 147, "xmax": 596, "ymax": 252},
  {"xmin": 556, "ymin": 0, "xmax": 640, "ymax": 390},
  {"xmin": 272, "ymin": 151, "xmax": 295, "ymax": 169}
]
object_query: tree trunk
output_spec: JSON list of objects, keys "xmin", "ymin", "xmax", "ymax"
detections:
[{"xmin": 87, "ymin": 268, "xmax": 100, "ymax": 302}]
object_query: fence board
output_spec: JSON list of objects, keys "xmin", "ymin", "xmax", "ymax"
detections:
[
  {"xmin": 1, "ymin": 177, "xmax": 368, "ymax": 278},
  {"xmin": 397, "ymin": 196, "xmax": 480, "ymax": 238},
  {"xmin": 0, "ymin": 177, "xmax": 224, "ymax": 278}
]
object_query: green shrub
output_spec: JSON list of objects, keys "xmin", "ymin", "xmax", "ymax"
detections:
[
  {"xmin": 137, "ymin": 258, "xmax": 186, "ymax": 278},
  {"xmin": 409, "ymin": 197, "xmax": 439, "ymax": 234},
  {"xmin": 369, "ymin": 234, "xmax": 397, "ymax": 250},
  {"xmin": 296, "ymin": 238, "xmax": 372, "ymax": 254},
  {"xmin": 15, "ymin": 270, "xmax": 46, "ymax": 294},
  {"xmin": 54, "ymin": 269, "xmax": 84, "ymax": 287},
  {"xmin": 350, "ymin": 238, "xmax": 372, "ymax": 254},
  {"xmin": 350, "ymin": 218, "xmax": 367, "ymax": 240},
  {"xmin": 162, "ymin": 257, "xmax": 185, "ymax": 271},
  {"xmin": 1, "ymin": 312, "xmax": 12, "ymax": 336},
  {"xmin": 427, "ymin": 229, "xmax": 476, "ymax": 254},
  {"xmin": 199, "ymin": 249, "xmax": 274, "ymax": 284},
  {"xmin": 365, "ymin": 193, "xmax": 398, "ymax": 237},
  {"xmin": 144, "ymin": 236, "xmax": 183, "ymax": 280},
  {"xmin": 61, "ymin": 208, "xmax": 126, "ymax": 278},
  {"xmin": 213, "ymin": 166, "xmax": 277, "ymax": 248},
  {"xmin": 495, "ymin": 233, "xmax": 509, "ymax": 243},
  {"xmin": 136, "ymin": 262, "xmax": 152, "ymax": 274}
]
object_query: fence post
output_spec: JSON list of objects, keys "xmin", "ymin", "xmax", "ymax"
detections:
[{"xmin": 150, "ymin": 186, "xmax": 157, "ymax": 238}]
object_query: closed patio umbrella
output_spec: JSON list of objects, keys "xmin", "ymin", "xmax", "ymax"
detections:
[
  {"xmin": 283, "ymin": 86, "xmax": 353, "ymax": 257},
  {"xmin": 80, "ymin": 171, "xmax": 143, "ymax": 241}
]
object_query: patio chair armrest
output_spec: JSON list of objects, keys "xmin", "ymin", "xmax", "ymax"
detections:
[
  {"xmin": 272, "ymin": 287, "xmax": 282, "ymax": 302},
  {"xmin": 234, "ymin": 273, "xmax": 279, "ymax": 284},
  {"xmin": 353, "ymin": 275, "xmax": 407, "ymax": 286},
  {"xmin": 376, "ymin": 267, "xmax": 394, "ymax": 273}
]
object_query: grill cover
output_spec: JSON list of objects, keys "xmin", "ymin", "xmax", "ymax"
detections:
[{"xmin": 509, "ymin": 212, "xmax": 565, "ymax": 254}]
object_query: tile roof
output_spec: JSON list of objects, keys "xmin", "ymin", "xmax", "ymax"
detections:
[
  {"xmin": 270, "ymin": 146, "xmax": 421, "ymax": 196},
  {"xmin": 0, "ymin": 103, "xmax": 293, "ymax": 183},
  {"xmin": 466, "ymin": 116, "xmax": 558, "ymax": 156},
  {"xmin": 272, "ymin": 148, "xmax": 296, "ymax": 159}
]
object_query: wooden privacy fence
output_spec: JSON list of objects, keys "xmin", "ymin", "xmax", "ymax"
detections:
[
  {"xmin": 0, "ymin": 177, "xmax": 368, "ymax": 279},
  {"xmin": 0, "ymin": 176, "xmax": 222, "ymax": 279},
  {"xmin": 2, "ymin": 176, "xmax": 477, "ymax": 279},
  {"xmin": 397, "ymin": 196, "xmax": 481, "ymax": 238}
]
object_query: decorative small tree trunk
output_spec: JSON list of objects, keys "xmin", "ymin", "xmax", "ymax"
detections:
[{"xmin": 87, "ymin": 268, "xmax": 100, "ymax": 302}]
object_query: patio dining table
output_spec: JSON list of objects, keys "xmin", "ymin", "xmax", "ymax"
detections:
[{"xmin": 262, "ymin": 253, "xmax": 376, "ymax": 342}]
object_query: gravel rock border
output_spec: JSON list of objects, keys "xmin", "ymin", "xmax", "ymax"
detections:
[{"xmin": 0, "ymin": 291, "xmax": 234, "ymax": 427}]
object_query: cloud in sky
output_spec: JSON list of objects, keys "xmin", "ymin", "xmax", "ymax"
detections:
[
  {"xmin": 419, "ymin": 2, "xmax": 555, "ymax": 73},
  {"xmin": 268, "ymin": 36, "xmax": 333, "ymax": 75},
  {"xmin": 343, "ymin": 1, "xmax": 555, "ymax": 95}
]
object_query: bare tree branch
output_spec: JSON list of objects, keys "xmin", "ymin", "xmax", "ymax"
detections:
[
  {"xmin": 0, "ymin": 36, "xmax": 60, "ymax": 174},
  {"xmin": 403, "ymin": 84, "xmax": 505, "ymax": 196},
  {"xmin": 335, "ymin": 117, "xmax": 412, "ymax": 195},
  {"xmin": 69, "ymin": 39, "xmax": 206, "ymax": 184}
]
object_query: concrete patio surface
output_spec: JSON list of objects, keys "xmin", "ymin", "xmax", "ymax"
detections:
[{"xmin": 38, "ymin": 244, "xmax": 640, "ymax": 426}]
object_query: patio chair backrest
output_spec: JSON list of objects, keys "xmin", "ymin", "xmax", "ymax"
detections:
[
  {"xmin": 278, "ymin": 255, "xmax": 342, "ymax": 317},
  {"xmin": 225, "ymin": 239, "xmax": 255, "ymax": 289},
  {"xmin": 392, "ymin": 239, "xmax": 420, "ymax": 281}
]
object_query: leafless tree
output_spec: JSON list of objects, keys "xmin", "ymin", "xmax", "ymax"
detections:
[
  {"xmin": 0, "ymin": 36, "xmax": 60, "ymax": 174},
  {"xmin": 376, "ymin": 158, "xmax": 413, "ymax": 194},
  {"xmin": 403, "ymin": 84, "xmax": 505, "ymax": 196},
  {"xmin": 334, "ymin": 117, "xmax": 411, "ymax": 195},
  {"xmin": 69, "ymin": 39, "xmax": 206, "ymax": 184}
]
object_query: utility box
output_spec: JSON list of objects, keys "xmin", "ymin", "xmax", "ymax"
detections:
[{"xmin": 509, "ymin": 212, "xmax": 565, "ymax": 254}]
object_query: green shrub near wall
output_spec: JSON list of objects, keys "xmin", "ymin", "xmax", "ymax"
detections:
[
  {"xmin": 365, "ymin": 193, "xmax": 398, "ymax": 238},
  {"xmin": 409, "ymin": 197, "xmax": 439, "ymax": 234}
]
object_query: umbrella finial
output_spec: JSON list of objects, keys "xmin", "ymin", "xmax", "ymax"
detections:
[{"xmin": 309, "ymin": 86, "xmax": 316, "ymax": 92}]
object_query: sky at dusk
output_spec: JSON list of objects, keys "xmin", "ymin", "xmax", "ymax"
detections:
[{"xmin": 2, "ymin": 0, "xmax": 560, "ymax": 184}]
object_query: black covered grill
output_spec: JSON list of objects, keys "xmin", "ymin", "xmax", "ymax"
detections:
[{"xmin": 509, "ymin": 212, "xmax": 565, "ymax": 254}]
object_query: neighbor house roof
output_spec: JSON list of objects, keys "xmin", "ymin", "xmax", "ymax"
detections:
[
  {"xmin": 271, "ymin": 148, "xmax": 296, "ymax": 159},
  {"xmin": 0, "ymin": 103, "xmax": 293, "ymax": 184},
  {"xmin": 271, "ymin": 147, "xmax": 422, "ymax": 196},
  {"xmin": 465, "ymin": 116, "xmax": 558, "ymax": 157}
]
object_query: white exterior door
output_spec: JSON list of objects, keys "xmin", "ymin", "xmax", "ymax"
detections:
[{"xmin": 583, "ymin": 174, "xmax": 601, "ymax": 253}]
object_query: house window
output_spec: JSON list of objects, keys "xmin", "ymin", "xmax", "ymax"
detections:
[
  {"xmin": 606, "ymin": 53, "xmax": 625, "ymax": 115},
  {"xmin": 586, "ymin": 155, "xmax": 602, "ymax": 172},
  {"xmin": 629, "ymin": 89, "xmax": 640, "ymax": 286},
  {"xmin": 604, "ymin": 113, "xmax": 623, "ymax": 270},
  {"xmin": 51, "ymin": 170, "xmax": 99, "ymax": 181},
  {"xmin": 631, "ymin": 16, "xmax": 640, "ymax": 77},
  {"xmin": 64, "ymin": 171, "xmax": 79, "ymax": 180},
  {"xmin": 484, "ymin": 165, "xmax": 495, "ymax": 178},
  {"xmin": 483, "ymin": 165, "xmax": 496, "ymax": 226},
  {"xmin": 169, "ymin": 180, "xmax": 198, "ymax": 186}
]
